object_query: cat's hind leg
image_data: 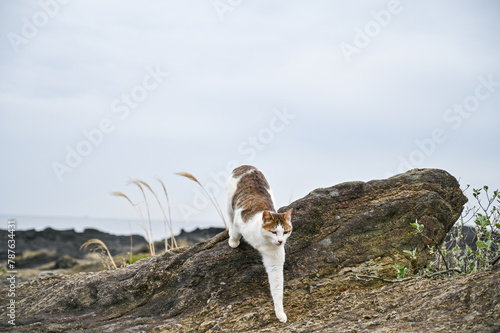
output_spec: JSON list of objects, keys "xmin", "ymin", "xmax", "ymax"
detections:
[{"xmin": 228, "ymin": 211, "xmax": 242, "ymax": 248}]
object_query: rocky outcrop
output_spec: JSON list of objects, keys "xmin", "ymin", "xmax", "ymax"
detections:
[
  {"xmin": 0, "ymin": 226, "xmax": 226, "ymax": 263},
  {"xmin": 280, "ymin": 167, "xmax": 468, "ymax": 278},
  {"xmin": 0, "ymin": 226, "xmax": 225, "ymax": 289},
  {"xmin": 2, "ymin": 169, "xmax": 498, "ymax": 332},
  {"xmin": 0, "ymin": 228, "xmax": 148, "ymax": 260}
]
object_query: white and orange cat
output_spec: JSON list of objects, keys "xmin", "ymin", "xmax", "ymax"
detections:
[{"xmin": 227, "ymin": 165, "xmax": 293, "ymax": 323}]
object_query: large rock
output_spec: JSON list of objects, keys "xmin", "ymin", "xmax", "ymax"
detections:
[
  {"xmin": 280, "ymin": 167, "xmax": 468, "ymax": 277},
  {"xmin": 2, "ymin": 169, "xmax": 497, "ymax": 332}
]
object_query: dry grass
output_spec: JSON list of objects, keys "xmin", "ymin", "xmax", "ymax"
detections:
[
  {"xmin": 175, "ymin": 172, "xmax": 228, "ymax": 230},
  {"xmin": 129, "ymin": 222, "xmax": 133, "ymax": 264},
  {"xmin": 109, "ymin": 171, "xmax": 228, "ymax": 260},
  {"xmin": 111, "ymin": 190, "xmax": 155, "ymax": 256},
  {"xmin": 156, "ymin": 178, "xmax": 177, "ymax": 248},
  {"xmin": 127, "ymin": 179, "xmax": 156, "ymax": 256},
  {"xmin": 112, "ymin": 177, "xmax": 177, "ymax": 255},
  {"xmin": 80, "ymin": 238, "xmax": 117, "ymax": 270}
]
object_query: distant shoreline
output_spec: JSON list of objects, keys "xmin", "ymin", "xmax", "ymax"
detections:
[{"xmin": 0, "ymin": 214, "xmax": 223, "ymax": 241}]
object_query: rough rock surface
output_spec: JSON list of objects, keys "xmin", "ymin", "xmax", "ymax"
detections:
[{"xmin": 2, "ymin": 169, "xmax": 498, "ymax": 332}]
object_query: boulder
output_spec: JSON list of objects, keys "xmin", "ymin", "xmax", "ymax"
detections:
[
  {"xmin": 2, "ymin": 169, "xmax": 498, "ymax": 332},
  {"xmin": 279, "ymin": 167, "xmax": 468, "ymax": 277}
]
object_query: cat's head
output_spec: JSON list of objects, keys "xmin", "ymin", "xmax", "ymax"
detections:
[{"xmin": 261, "ymin": 209, "xmax": 293, "ymax": 246}]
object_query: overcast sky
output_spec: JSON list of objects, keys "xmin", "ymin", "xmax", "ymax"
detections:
[{"xmin": 1, "ymin": 1, "xmax": 499, "ymax": 235}]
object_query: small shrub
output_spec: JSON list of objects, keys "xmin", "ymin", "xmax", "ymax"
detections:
[
  {"xmin": 403, "ymin": 185, "xmax": 499, "ymax": 279},
  {"xmin": 438, "ymin": 185, "xmax": 499, "ymax": 273}
]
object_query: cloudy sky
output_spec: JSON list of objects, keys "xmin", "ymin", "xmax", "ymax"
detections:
[{"xmin": 1, "ymin": 1, "xmax": 499, "ymax": 236}]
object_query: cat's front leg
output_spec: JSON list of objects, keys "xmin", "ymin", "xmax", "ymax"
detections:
[
  {"xmin": 263, "ymin": 253, "xmax": 287, "ymax": 323},
  {"xmin": 274, "ymin": 299, "xmax": 287, "ymax": 323},
  {"xmin": 267, "ymin": 264, "xmax": 287, "ymax": 322}
]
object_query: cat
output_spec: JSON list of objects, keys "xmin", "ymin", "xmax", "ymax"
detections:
[{"xmin": 226, "ymin": 165, "xmax": 293, "ymax": 323}]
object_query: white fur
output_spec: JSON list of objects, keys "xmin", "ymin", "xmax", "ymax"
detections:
[{"xmin": 226, "ymin": 171, "xmax": 290, "ymax": 323}]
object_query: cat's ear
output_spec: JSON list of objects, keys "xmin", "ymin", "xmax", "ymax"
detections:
[
  {"xmin": 262, "ymin": 211, "xmax": 273, "ymax": 223},
  {"xmin": 284, "ymin": 208, "xmax": 293, "ymax": 224}
]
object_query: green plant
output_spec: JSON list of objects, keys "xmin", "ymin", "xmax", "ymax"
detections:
[
  {"xmin": 128, "ymin": 253, "xmax": 150, "ymax": 264},
  {"xmin": 117, "ymin": 253, "xmax": 150, "ymax": 266},
  {"xmin": 403, "ymin": 249, "xmax": 418, "ymax": 260},
  {"xmin": 447, "ymin": 185, "xmax": 499, "ymax": 273},
  {"xmin": 411, "ymin": 185, "xmax": 499, "ymax": 275},
  {"xmin": 410, "ymin": 220, "xmax": 424, "ymax": 234},
  {"xmin": 391, "ymin": 264, "xmax": 409, "ymax": 279}
]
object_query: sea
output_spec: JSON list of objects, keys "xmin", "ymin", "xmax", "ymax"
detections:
[{"xmin": 0, "ymin": 214, "xmax": 219, "ymax": 241}]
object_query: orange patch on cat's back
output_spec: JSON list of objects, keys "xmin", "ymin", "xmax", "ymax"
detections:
[{"xmin": 231, "ymin": 166, "xmax": 275, "ymax": 222}]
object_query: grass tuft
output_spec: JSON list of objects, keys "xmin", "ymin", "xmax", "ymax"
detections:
[
  {"xmin": 156, "ymin": 177, "xmax": 177, "ymax": 249},
  {"xmin": 81, "ymin": 238, "xmax": 117, "ymax": 270},
  {"xmin": 126, "ymin": 179, "xmax": 155, "ymax": 256},
  {"xmin": 112, "ymin": 177, "xmax": 178, "ymax": 254},
  {"xmin": 112, "ymin": 189, "xmax": 155, "ymax": 256}
]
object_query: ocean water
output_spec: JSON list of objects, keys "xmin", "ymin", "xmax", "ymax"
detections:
[{"xmin": 0, "ymin": 215, "xmax": 218, "ymax": 241}]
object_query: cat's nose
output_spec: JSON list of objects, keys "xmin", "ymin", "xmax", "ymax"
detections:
[{"xmin": 278, "ymin": 240, "xmax": 283, "ymax": 245}]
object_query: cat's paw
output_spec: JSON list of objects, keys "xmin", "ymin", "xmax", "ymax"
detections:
[
  {"xmin": 276, "ymin": 311, "xmax": 287, "ymax": 323},
  {"xmin": 228, "ymin": 239, "xmax": 240, "ymax": 248}
]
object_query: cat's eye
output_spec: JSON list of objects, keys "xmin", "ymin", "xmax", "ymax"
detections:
[
  {"xmin": 272, "ymin": 231, "xmax": 277, "ymax": 235},
  {"xmin": 284, "ymin": 231, "xmax": 289, "ymax": 234}
]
